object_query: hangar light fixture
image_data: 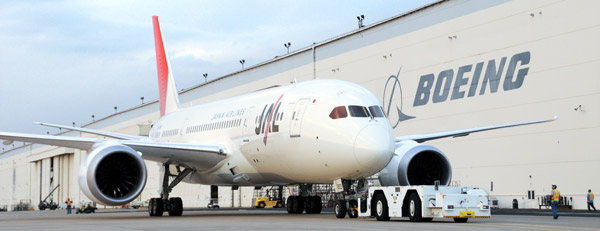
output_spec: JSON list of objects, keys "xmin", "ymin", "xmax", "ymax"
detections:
[
  {"xmin": 203, "ymin": 73, "xmax": 208, "ymax": 83},
  {"xmin": 357, "ymin": 15, "xmax": 365, "ymax": 28},
  {"xmin": 239, "ymin": 59, "xmax": 245, "ymax": 69},
  {"xmin": 284, "ymin": 42, "xmax": 291, "ymax": 54},
  {"xmin": 140, "ymin": 97, "xmax": 145, "ymax": 104},
  {"xmin": 92, "ymin": 115, "xmax": 95, "ymax": 122}
]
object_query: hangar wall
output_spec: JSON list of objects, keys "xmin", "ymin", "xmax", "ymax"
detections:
[{"xmin": 1, "ymin": 0, "xmax": 598, "ymax": 211}]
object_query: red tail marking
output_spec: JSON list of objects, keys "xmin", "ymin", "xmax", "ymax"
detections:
[{"xmin": 153, "ymin": 16, "xmax": 168, "ymax": 117}]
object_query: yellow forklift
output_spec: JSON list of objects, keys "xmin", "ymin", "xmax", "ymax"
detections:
[{"xmin": 253, "ymin": 186, "xmax": 283, "ymax": 208}]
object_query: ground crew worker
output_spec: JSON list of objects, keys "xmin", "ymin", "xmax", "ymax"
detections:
[
  {"xmin": 588, "ymin": 189, "xmax": 596, "ymax": 211},
  {"xmin": 65, "ymin": 197, "xmax": 73, "ymax": 214},
  {"xmin": 551, "ymin": 185, "xmax": 559, "ymax": 219}
]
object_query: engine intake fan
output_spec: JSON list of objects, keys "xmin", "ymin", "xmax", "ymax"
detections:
[
  {"xmin": 379, "ymin": 140, "xmax": 452, "ymax": 186},
  {"xmin": 79, "ymin": 142, "xmax": 147, "ymax": 206}
]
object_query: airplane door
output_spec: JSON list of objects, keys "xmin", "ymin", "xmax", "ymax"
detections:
[
  {"xmin": 243, "ymin": 106, "xmax": 254, "ymax": 142},
  {"xmin": 290, "ymin": 98, "xmax": 310, "ymax": 138}
]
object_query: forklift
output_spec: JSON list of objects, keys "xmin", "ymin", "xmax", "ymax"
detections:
[{"xmin": 253, "ymin": 186, "xmax": 283, "ymax": 208}]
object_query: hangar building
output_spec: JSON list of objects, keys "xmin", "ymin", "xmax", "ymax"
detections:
[{"xmin": 1, "ymin": 0, "xmax": 598, "ymax": 211}]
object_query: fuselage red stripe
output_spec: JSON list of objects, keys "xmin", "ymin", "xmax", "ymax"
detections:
[{"xmin": 264, "ymin": 94, "xmax": 284, "ymax": 145}]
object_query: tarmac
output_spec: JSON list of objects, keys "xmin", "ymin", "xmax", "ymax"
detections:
[
  {"xmin": 1, "ymin": 207, "xmax": 599, "ymax": 231},
  {"xmin": 493, "ymin": 208, "xmax": 600, "ymax": 217}
]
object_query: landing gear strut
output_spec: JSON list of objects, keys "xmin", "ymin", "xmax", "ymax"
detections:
[
  {"xmin": 333, "ymin": 179, "xmax": 365, "ymax": 219},
  {"xmin": 148, "ymin": 163, "xmax": 193, "ymax": 216}
]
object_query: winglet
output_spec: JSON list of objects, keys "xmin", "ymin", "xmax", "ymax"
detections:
[{"xmin": 152, "ymin": 16, "xmax": 181, "ymax": 117}]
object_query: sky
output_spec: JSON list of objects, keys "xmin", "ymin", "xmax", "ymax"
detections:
[{"xmin": 0, "ymin": 0, "xmax": 436, "ymax": 152}]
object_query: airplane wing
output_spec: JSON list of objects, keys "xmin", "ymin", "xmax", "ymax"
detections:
[
  {"xmin": 0, "ymin": 131, "xmax": 227, "ymax": 169},
  {"xmin": 35, "ymin": 122, "xmax": 145, "ymax": 140},
  {"xmin": 0, "ymin": 131, "xmax": 99, "ymax": 150},
  {"xmin": 395, "ymin": 116, "xmax": 558, "ymax": 143}
]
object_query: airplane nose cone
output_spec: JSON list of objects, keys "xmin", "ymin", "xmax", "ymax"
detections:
[{"xmin": 354, "ymin": 124, "xmax": 394, "ymax": 169}]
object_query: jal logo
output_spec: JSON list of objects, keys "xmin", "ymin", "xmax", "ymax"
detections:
[
  {"xmin": 413, "ymin": 51, "xmax": 531, "ymax": 107},
  {"xmin": 255, "ymin": 94, "xmax": 284, "ymax": 145},
  {"xmin": 382, "ymin": 67, "xmax": 416, "ymax": 129},
  {"xmin": 255, "ymin": 102, "xmax": 282, "ymax": 135}
]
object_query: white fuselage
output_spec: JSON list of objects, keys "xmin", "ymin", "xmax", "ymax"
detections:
[{"xmin": 148, "ymin": 79, "xmax": 395, "ymax": 185}]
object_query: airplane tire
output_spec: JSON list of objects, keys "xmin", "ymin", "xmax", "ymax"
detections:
[
  {"xmin": 149, "ymin": 198, "xmax": 164, "ymax": 217},
  {"xmin": 304, "ymin": 197, "xmax": 313, "ymax": 213},
  {"xmin": 312, "ymin": 196, "xmax": 322, "ymax": 214},
  {"xmin": 348, "ymin": 199, "xmax": 358, "ymax": 218},
  {"xmin": 148, "ymin": 198, "xmax": 155, "ymax": 216},
  {"xmin": 286, "ymin": 197, "xmax": 294, "ymax": 213},
  {"xmin": 373, "ymin": 194, "xmax": 390, "ymax": 221},
  {"xmin": 168, "ymin": 197, "xmax": 183, "ymax": 216},
  {"xmin": 293, "ymin": 196, "xmax": 304, "ymax": 213},
  {"xmin": 334, "ymin": 200, "xmax": 347, "ymax": 218}
]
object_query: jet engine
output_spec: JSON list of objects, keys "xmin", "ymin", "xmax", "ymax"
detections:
[
  {"xmin": 79, "ymin": 142, "xmax": 147, "ymax": 206},
  {"xmin": 379, "ymin": 140, "xmax": 452, "ymax": 186}
]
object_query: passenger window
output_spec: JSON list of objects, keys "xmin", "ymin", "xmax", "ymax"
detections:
[
  {"xmin": 329, "ymin": 106, "xmax": 348, "ymax": 119},
  {"xmin": 369, "ymin": 106, "xmax": 385, "ymax": 118},
  {"xmin": 348, "ymin": 105, "xmax": 370, "ymax": 117}
]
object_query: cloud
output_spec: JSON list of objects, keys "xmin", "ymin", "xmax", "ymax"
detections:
[{"xmin": 0, "ymin": 0, "xmax": 438, "ymax": 151}]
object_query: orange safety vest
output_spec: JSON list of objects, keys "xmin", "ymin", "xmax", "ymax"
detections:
[
  {"xmin": 589, "ymin": 193, "xmax": 594, "ymax": 201},
  {"xmin": 551, "ymin": 189, "xmax": 560, "ymax": 201},
  {"xmin": 67, "ymin": 200, "xmax": 72, "ymax": 206}
]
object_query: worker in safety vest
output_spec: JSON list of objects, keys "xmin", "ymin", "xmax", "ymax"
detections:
[
  {"xmin": 65, "ymin": 197, "xmax": 73, "ymax": 214},
  {"xmin": 588, "ymin": 189, "xmax": 596, "ymax": 211},
  {"xmin": 551, "ymin": 185, "xmax": 559, "ymax": 219}
]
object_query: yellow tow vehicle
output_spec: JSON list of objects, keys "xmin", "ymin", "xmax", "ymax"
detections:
[{"xmin": 254, "ymin": 196, "xmax": 282, "ymax": 208}]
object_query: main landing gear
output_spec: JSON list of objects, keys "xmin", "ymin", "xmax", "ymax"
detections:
[
  {"xmin": 148, "ymin": 163, "xmax": 193, "ymax": 216},
  {"xmin": 286, "ymin": 184, "xmax": 323, "ymax": 214},
  {"xmin": 333, "ymin": 179, "xmax": 364, "ymax": 219}
]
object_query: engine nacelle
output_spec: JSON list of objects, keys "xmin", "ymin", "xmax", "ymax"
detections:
[
  {"xmin": 379, "ymin": 140, "xmax": 452, "ymax": 186},
  {"xmin": 78, "ymin": 142, "xmax": 147, "ymax": 206}
]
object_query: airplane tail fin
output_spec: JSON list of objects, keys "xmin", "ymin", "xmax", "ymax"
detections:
[{"xmin": 152, "ymin": 15, "xmax": 181, "ymax": 117}]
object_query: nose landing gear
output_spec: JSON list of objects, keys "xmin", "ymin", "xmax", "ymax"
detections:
[{"xmin": 333, "ymin": 179, "xmax": 365, "ymax": 219}]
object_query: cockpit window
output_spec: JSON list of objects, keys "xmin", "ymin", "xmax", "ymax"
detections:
[
  {"xmin": 369, "ymin": 106, "xmax": 385, "ymax": 118},
  {"xmin": 329, "ymin": 106, "xmax": 348, "ymax": 119},
  {"xmin": 348, "ymin": 105, "xmax": 370, "ymax": 117},
  {"xmin": 380, "ymin": 106, "xmax": 388, "ymax": 118}
]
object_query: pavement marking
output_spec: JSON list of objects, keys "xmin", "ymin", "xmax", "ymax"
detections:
[{"xmin": 467, "ymin": 222, "xmax": 600, "ymax": 231}]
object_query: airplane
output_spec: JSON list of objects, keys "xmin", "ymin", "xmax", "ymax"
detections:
[{"xmin": 0, "ymin": 16, "xmax": 556, "ymax": 217}]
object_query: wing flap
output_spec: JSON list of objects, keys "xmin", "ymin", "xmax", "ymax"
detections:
[{"xmin": 396, "ymin": 116, "xmax": 558, "ymax": 143}]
